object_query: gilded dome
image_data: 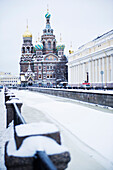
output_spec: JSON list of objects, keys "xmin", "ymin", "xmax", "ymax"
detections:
[{"xmin": 23, "ymin": 26, "xmax": 32, "ymax": 38}]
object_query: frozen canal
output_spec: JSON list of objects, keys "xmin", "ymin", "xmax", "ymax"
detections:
[{"xmin": 13, "ymin": 89, "xmax": 113, "ymax": 170}]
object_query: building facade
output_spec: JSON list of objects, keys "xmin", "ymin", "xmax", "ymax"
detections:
[
  {"xmin": 68, "ymin": 30, "xmax": 113, "ymax": 88},
  {"xmin": 0, "ymin": 72, "xmax": 19, "ymax": 87},
  {"xmin": 20, "ymin": 10, "xmax": 67, "ymax": 87}
]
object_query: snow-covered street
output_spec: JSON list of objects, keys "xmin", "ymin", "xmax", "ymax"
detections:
[
  {"xmin": 0, "ymin": 89, "xmax": 113, "ymax": 170},
  {"xmin": 12, "ymin": 89, "xmax": 113, "ymax": 170}
]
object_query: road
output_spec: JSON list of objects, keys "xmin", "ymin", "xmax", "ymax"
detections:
[{"xmin": 13, "ymin": 89, "xmax": 113, "ymax": 170}]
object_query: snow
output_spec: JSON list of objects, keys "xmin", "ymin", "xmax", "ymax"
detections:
[
  {"xmin": 33, "ymin": 87, "xmax": 113, "ymax": 94},
  {"xmin": 36, "ymin": 100, "xmax": 113, "ymax": 163},
  {"xmin": 14, "ymin": 90, "xmax": 113, "ymax": 164},
  {"xmin": 7, "ymin": 136, "xmax": 68, "ymax": 157},
  {"xmin": 6, "ymin": 98, "xmax": 22, "ymax": 104},
  {"xmin": 15, "ymin": 122, "xmax": 59, "ymax": 136}
]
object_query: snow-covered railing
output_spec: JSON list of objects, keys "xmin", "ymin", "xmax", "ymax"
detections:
[
  {"xmin": 4, "ymin": 88, "xmax": 70, "ymax": 170},
  {"xmin": 13, "ymin": 102, "xmax": 26, "ymax": 126}
]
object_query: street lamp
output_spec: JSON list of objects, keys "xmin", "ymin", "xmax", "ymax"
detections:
[{"xmin": 100, "ymin": 71, "xmax": 104, "ymax": 89}]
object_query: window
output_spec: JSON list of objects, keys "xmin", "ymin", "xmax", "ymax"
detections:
[
  {"xmin": 43, "ymin": 42, "xmax": 46, "ymax": 49},
  {"xmin": 27, "ymin": 47, "xmax": 30, "ymax": 53},
  {"xmin": 48, "ymin": 41, "xmax": 51, "ymax": 49},
  {"xmin": 39, "ymin": 66, "xmax": 41, "ymax": 70},
  {"xmin": 50, "ymin": 66, "xmax": 52, "ymax": 69},
  {"xmin": 53, "ymin": 42, "xmax": 56, "ymax": 49},
  {"xmin": 47, "ymin": 74, "xmax": 49, "ymax": 78},
  {"xmin": 50, "ymin": 75, "xmax": 52, "ymax": 78},
  {"xmin": 22, "ymin": 47, "xmax": 25, "ymax": 53},
  {"xmin": 47, "ymin": 66, "xmax": 49, "ymax": 70},
  {"xmin": 39, "ymin": 75, "xmax": 41, "ymax": 79}
]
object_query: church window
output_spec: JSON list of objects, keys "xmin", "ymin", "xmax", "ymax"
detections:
[
  {"xmin": 47, "ymin": 74, "xmax": 49, "ymax": 78},
  {"xmin": 47, "ymin": 19, "xmax": 49, "ymax": 23},
  {"xmin": 39, "ymin": 74, "xmax": 41, "ymax": 79},
  {"xmin": 27, "ymin": 47, "xmax": 30, "ymax": 53},
  {"xmin": 48, "ymin": 41, "xmax": 51, "ymax": 49},
  {"xmin": 53, "ymin": 42, "xmax": 56, "ymax": 49},
  {"xmin": 39, "ymin": 66, "xmax": 41, "ymax": 70},
  {"xmin": 43, "ymin": 42, "xmax": 46, "ymax": 49},
  {"xmin": 31, "ymin": 47, "xmax": 33, "ymax": 53},
  {"xmin": 22, "ymin": 47, "xmax": 25, "ymax": 53}
]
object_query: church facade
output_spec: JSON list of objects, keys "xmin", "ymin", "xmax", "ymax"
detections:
[{"xmin": 20, "ymin": 10, "xmax": 67, "ymax": 87}]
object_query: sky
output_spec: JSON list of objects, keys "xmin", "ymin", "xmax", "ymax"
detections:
[{"xmin": 0, "ymin": 0, "xmax": 113, "ymax": 75}]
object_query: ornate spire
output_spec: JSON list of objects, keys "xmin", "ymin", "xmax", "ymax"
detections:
[
  {"xmin": 60, "ymin": 33, "xmax": 62, "ymax": 43},
  {"xmin": 69, "ymin": 42, "xmax": 74, "ymax": 54},
  {"xmin": 47, "ymin": 4, "xmax": 49, "ymax": 12},
  {"xmin": 23, "ymin": 20, "xmax": 32, "ymax": 38},
  {"xmin": 45, "ymin": 5, "xmax": 51, "ymax": 18},
  {"xmin": 38, "ymin": 33, "xmax": 40, "ymax": 41}
]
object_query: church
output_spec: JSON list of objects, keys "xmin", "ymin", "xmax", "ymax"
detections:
[{"xmin": 20, "ymin": 9, "xmax": 68, "ymax": 87}]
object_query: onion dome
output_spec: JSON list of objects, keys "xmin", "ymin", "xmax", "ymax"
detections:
[
  {"xmin": 23, "ymin": 25, "xmax": 32, "ymax": 38},
  {"xmin": 35, "ymin": 40, "xmax": 43, "ymax": 50},
  {"xmin": 56, "ymin": 33, "xmax": 65, "ymax": 50},
  {"xmin": 56, "ymin": 44, "xmax": 65, "ymax": 50}
]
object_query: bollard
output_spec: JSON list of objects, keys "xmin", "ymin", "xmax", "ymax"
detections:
[{"xmin": 6, "ymin": 98, "xmax": 23, "ymax": 128}]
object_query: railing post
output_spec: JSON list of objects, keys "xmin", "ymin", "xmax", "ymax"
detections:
[
  {"xmin": 6, "ymin": 98, "xmax": 23, "ymax": 128},
  {"xmin": 5, "ymin": 93, "xmax": 15, "ymax": 103}
]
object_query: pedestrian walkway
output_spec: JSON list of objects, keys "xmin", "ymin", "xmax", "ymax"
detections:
[{"xmin": 0, "ymin": 89, "xmax": 14, "ymax": 170}]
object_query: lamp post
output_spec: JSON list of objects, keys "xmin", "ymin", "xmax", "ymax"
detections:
[{"xmin": 100, "ymin": 71, "xmax": 104, "ymax": 89}]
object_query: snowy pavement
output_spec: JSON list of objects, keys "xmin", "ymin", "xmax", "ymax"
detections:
[
  {"xmin": 0, "ymin": 89, "xmax": 14, "ymax": 170},
  {"xmin": 13, "ymin": 89, "xmax": 113, "ymax": 170}
]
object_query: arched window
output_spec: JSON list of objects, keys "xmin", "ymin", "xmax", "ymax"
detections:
[
  {"xmin": 27, "ymin": 47, "xmax": 30, "ymax": 53},
  {"xmin": 48, "ymin": 41, "xmax": 51, "ymax": 49},
  {"xmin": 53, "ymin": 42, "xmax": 56, "ymax": 50},
  {"xmin": 31, "ymin": 47, "xmax": 33, "ymax": 53},
  {"xmin": 43, "ymin": 42, "xmax": 46, "ymax": 49},
  {"xmin": 22, "ymin": 47, "xmax": 25, "ymax": 53}
]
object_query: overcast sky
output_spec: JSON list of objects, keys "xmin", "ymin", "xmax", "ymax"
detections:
[{"xmin": 0, "ymin": 0, "xmax": 113, "ymax": 75}]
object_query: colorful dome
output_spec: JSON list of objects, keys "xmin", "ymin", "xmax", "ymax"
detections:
[
  {"xmin": 23, "ymin": 26, "xmax": 32, "ymax": 38},
  {"xmin": 45, "ymin": 12, "xmax": 51, "ymax": 18},
  {"xmin": 56, "ymin": 44, "xmax": 65, "ymax": 50},
  {"xmin": 35, "ymin": 41, "xmax": 43, "ymax": 50}
]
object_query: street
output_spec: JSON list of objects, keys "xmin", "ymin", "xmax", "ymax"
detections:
[{"xmin": 13, "ymin": 89, "xmax": 113, "ymax": 170}]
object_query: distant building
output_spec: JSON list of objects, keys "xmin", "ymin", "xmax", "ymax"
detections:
[
  {"xmin": 68, "ymin": 30, "xmax": 113, "ymax": 88},
  {"xmin": 0, "ymin": 72, "xmax": 19, "ymax": 86},
  {"xmin": 20, "ymin": 9, "xmax": 68, "ymax": 87}
]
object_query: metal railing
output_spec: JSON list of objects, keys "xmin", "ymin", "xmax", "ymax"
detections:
[{"xmin": 13, "ymin": 102, "xmax": 57, "ymax": 170}]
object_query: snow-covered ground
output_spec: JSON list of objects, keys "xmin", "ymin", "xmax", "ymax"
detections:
[{"xmin": 13, "ymin": 89, "xmax": 113, "ymax": 169}]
